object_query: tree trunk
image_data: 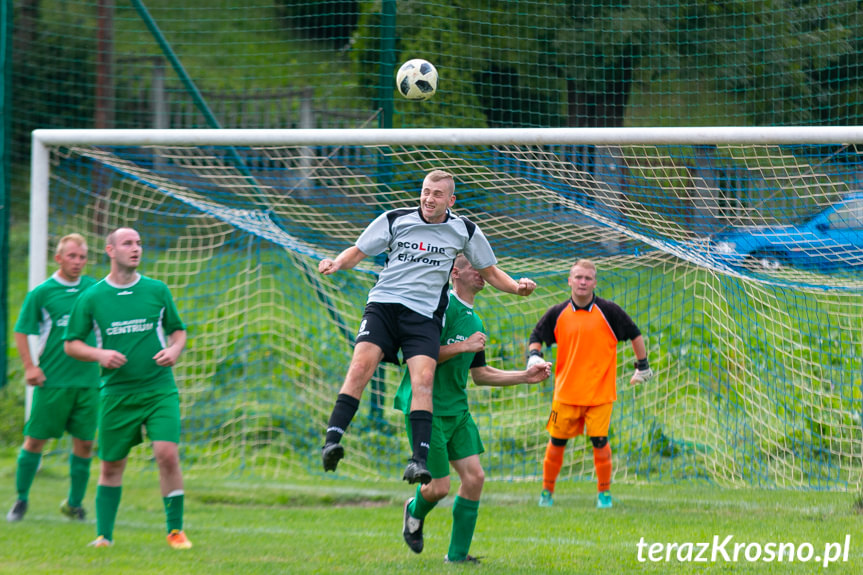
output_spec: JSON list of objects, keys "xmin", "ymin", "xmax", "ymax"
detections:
[
  {"xmin": 566, "ymin": 51, "xmax": 635, "ymax": 128},
  {"xmin": 95, "ymin": 0, "xmax": 115, "ymax": 129},
  {"xmin": 13, "ymin": 0, "xmax": 40, "ymax": 54},
  {"xmin": 564, "ymin": 50, "xmax": 636, "ymax": 253}
]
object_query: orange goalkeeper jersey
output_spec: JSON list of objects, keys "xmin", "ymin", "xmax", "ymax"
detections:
[{"xmin": 529, "ymin": 295, "xmax": 641, "ymax": 406}]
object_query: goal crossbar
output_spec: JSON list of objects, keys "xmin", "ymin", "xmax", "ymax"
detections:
[
  {"xmin": 30, "ymin": 126, "xmax": 863, "ymax": 290},
  {"xmin": 32, "ymin": 126, "xmax": 863, "ymax": 148}
]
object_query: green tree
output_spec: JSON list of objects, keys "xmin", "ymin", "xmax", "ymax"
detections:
[
  {"xmin": 11, "ymin": 2, "xmax": 96, "ymax": 162},
  {"xmin": 353, "ymin": 0, "xmax": 863, "ymax": 128},
  {"xmin": 275, "ymin": 0, "xmax": 359, "ymax": 48},
  {"xmin": 676, "ymin": 0, "xmax": 863, "ymax": 125},
  {"xmin": 353, "ymin": 1, "xmax": 565, "ymax": 128},
  {"xmin": 353, "ymin": 1, "xmax": 487, "ymax": 128},
  {"xmin": 549, "ymin": 0, "xmax": 675, "ymax": 127},
  {"xmin": 353, "ymin": 0, "xmax": 669, "ymax": 128}
]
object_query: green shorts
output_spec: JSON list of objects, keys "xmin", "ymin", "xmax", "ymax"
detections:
[
  {"xmin": 24, "ymin": 387, "xmax": 99, "ymax": 441},
  {"xmin": 404, "ymin": 411, "xmax": 484, "ymax": 479},
  {"xmin": 98, "ymin": 389, "xmax": 181, "ymax": 462}
]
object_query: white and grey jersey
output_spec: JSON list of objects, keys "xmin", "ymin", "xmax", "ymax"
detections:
[{"xmin": 356, "ymin": 208, "xmax": 497, "ymax": 318}]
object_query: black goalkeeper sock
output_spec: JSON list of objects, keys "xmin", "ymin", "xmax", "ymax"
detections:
[
  {"xmin": 325, "ymin": 393, "xmax": 360, "ymax": 445},
  {"xmin": 408, "ymin": 410, "xmax": 433, "ymax": 463}
]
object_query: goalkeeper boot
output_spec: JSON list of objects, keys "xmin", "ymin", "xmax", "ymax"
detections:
[
  {"xmin": 538, "ymin": 489, "xmax": 553, "ymax": 507},
  {"xmin": 321, "ymin": 443, "xmax": 344, "ymax": 472},
  {"xmin": 60, "ymin": 498, "xmax": 86, "ymax": 520},
  {"xmin": 167, "ymin": 529, "xmax": 193, "ymax": 549},
  {"xmin": 402, "ymin": 497, "xmax": 424, "ymax": 553},
  {"xmin": 596, "ymin": 490, "xmax": 613, "ymax": 509},
  {"xmin": 6, "ymin": 499, "xmax": 27, "ymax": 522},
  {"xmin": 402, "ymin": 458, "xmax": 432, "ymax": 485}
]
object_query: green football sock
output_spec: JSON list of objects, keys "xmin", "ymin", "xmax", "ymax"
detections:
[
  {"xmin": 15, "ymin": 448, "xmax": 42, "ymax": 501},
  {"xmin": 408, "ymin": 485, "xmax": 437, "ymax": 520},
  {"xmin": 164, "ymin": 492, "xmax": 184, "ymax": 533},
  {"xmin": 95, "ymin": 485, "xmax": 122, "ymax": 541},
  {"xmin": 68, "ymin": 454, "xmax": 92, "ymax": 508},
  {"xmin": 447, "ymin": 495, "xmax": 480, "ymax": 562}
]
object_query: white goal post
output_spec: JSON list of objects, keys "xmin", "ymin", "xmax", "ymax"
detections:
[{"xmin": 27, "ymin": 126, "xmax": 863, "ymax": 488}]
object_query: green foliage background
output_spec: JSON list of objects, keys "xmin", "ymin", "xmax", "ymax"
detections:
[{"xmin": 3, "ymin": 1, "xmax": 863, "ymax": 488}]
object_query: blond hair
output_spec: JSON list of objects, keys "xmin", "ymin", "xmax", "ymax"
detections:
[
  {"xmin": 426, "ymin": 169, "xmax": 454, "ymax": 184},
  {"xmin": 55, "ymin": 233, "xmax": 87, "ymax": 256},
  {"xmin": 571, "ymin": 259, "xmax": 596, "ymax": 272}
]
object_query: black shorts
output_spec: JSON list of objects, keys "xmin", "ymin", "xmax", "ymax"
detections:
[{"xmin": 355, "ymin": 302, "xmax": 443, "ymax": 365}]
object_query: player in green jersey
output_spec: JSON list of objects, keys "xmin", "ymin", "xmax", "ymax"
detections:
[
  {"xmin": 7, "ymin": 233, "xmax": 100, "ymax": 523},
  {"xmin": 395, "ymin": 255, "xmax": 551, "ymax": 563},
  {"xmin": 64, "ymin": 227, "xmax": 191, "ymax": 550}
]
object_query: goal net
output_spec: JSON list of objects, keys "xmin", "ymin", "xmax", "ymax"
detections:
[{"xmin": 29, "ymin": 128, "xmax": 863, "ymax": 489}]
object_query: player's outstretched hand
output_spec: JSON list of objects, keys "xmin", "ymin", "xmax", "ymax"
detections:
[
  {"xmin": 516, "ymin": 278, "xmax": 536, "ymax": 296},
  {"xmin": 525, "ymin": 360, "xmax": 552, "ymax": 383},
  {"xmin": 526, "ymin": 352, "xmax": 546, "ymax": 370},
  {"xmin": 319, "ymin": 258, "xmax": 338, "ymax": 275},
  {"xmin": 630, "ymin": 367, "xmax": 654, "ymax": 386}
]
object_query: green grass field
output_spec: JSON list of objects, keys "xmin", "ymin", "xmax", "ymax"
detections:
[{"xmin": 1, "ymin": 448, "xmax": 861, "ymax": 574}]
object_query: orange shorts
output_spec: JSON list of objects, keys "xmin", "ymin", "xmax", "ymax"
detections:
[{"xmin": 546, "ymin": 401, "xmax": 613, "ymax": 439}]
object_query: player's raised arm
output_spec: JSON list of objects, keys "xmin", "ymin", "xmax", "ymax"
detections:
[
  {"xmin": 471, "ymin": 361, "xmax": 551, "ymax": 387},
  {"xmin": 476, "ymin": 265, "xmax": 536, "ymax": 296},
  {"xmin": 319, "ymin": 245, "xmax": 368, "ymax": 275},
  {"xmin": 437, "ymin": 331, "xmax": 487, "ymax": 364}
]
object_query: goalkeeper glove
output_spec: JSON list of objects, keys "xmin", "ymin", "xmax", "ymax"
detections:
[
  {"xmin": 526, "ymin": 349, "xmax": 545, "ymax": 369},
  {"xmin": 630, "ymin": 358, "xmax": 654, "ymax": 385}
]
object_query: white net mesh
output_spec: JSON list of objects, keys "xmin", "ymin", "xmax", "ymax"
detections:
[{"xmin": 35, "ymin": 134, "xmax": 863, "ymax": 489}]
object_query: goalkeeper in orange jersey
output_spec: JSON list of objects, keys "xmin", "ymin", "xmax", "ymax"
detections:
[{"xmin": 526, "ymin": 259, "xmax": 653, "ymax": 509}]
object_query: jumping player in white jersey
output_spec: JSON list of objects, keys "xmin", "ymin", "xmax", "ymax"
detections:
[{"xmin": 318, "ymin": 169, "xmax": 537, "ymax": 484}]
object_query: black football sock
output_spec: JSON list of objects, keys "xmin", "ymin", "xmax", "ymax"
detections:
[
  {"xmin": 408, "ymin": 410, "xmax": 433, "ymax": 463},
  {"xmin": 325, "ymin": 393, "xmax": 360, "ymax": 445}
]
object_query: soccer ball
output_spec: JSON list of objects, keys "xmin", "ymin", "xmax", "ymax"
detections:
[{"xmin": 396, "ymin": 59, "xmax": 438, "ymax": 101}]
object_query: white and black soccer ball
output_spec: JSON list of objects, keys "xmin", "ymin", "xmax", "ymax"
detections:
[{"xmin": 396, "ymin": 59, "xmax": 438, "ymax": 101}]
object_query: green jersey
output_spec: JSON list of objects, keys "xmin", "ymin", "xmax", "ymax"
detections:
[
  {"xmin": 394, "ymin": 291, "xmax": 485, "ymax": 416},
  {"xmin": 13, "ymin": 273, "xmax": 99, "ymax": 388},
  {"xmin": 64, "ymin": 274, "xmax": 186, "ymax": 395}
]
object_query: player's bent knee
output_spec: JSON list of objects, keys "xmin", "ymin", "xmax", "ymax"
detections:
[
  {"xmin": 23, "ymin": 437, "xmax": 48, "ymax": 452},
  {"xmin": 410, "ymin": 379, "xmax": 434, "ymax": 395},
  {"xmin": 344, "ymin": 364, "xmax": 378, "ymax": 390},
  {"xmin": 73, "ymin": 440, "xmax": 95, "ymax": 457},
  {"xmin": 100, "ymin": 460, "xmax": 126, "ymax": 483},
  {"xmin": 426, "ymin": 479, "xmax": 451, "ymax": 501},
  {"xmin": 590, "ymin": 436, "xmax": 608, "ymax": 449},
  {"xmin": 463, "ymin": 464, "xmax": 484, "ymax": 484},
  {"xmin": 550, "ymin": 436, "xmax": 568, "ymax": 447}
]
